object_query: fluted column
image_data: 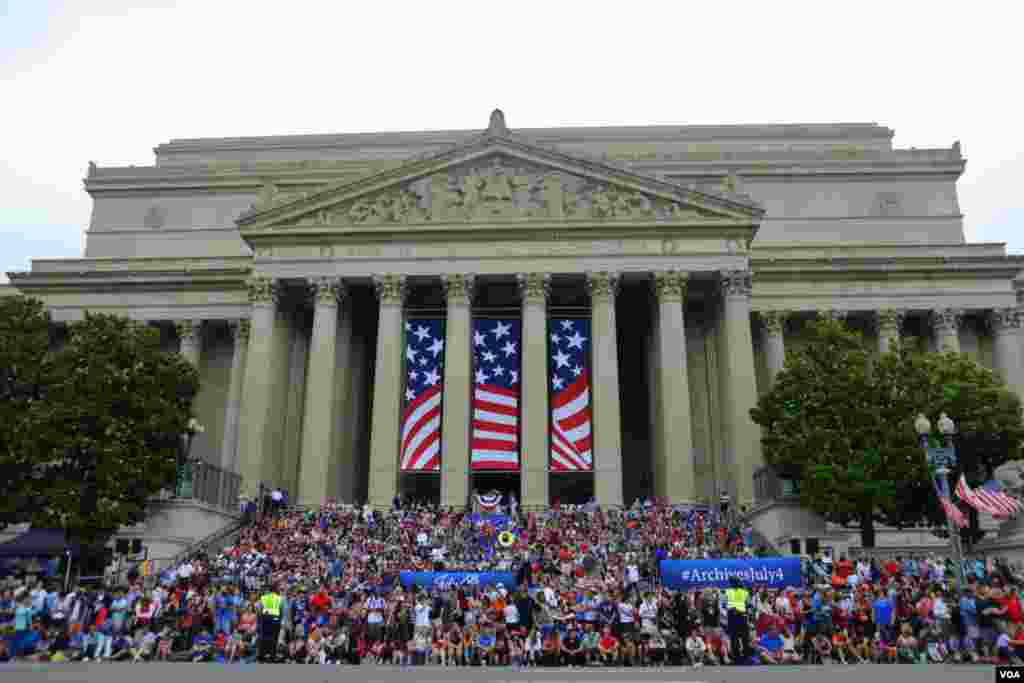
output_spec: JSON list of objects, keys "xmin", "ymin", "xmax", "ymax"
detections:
[
  {"xmin": 220, "ymin": 320, "xmax": 250, "ymax": 473},
  {"xmin": 588, "ymin": 271, "xmax": 624, "ymax": 507},
  {"xmin": 441, "ymin": 273, "xmax": 475, "ymax": 509},
  {"xmin": 368, "ymin": 275, "xmax": 407, "ymax": 508},
  {"xmin": 719, "ymin": 270, "xmax": 761, "ymax": 510},
  {"xmin": 990, "ymin": 308, "xmax": 1024, "ymax": 403},
  {"xmin": 875, "ymin": 309, "xmax": 904, "ymax": 354},
  {"xmin": 298, "ymin": 278, "xmax": 344, "ymax": 507},
  {"xmin": 518, "ymin": 273, "xmax": 551, "ymax": 509},
  {"xmin": 175, "ymin": 320, "xmax": 202, "ymax": 367},
  {"xmin": 931, "ymin": 308, "xmax": 963, "ymax": 353},
  {"xmin": 238, "ymin": 277, "xmax": 280, "ymax": 499},
  {"xmin": 760, "ymin": 311, "xmax": 788, "ymax": 387},
  {"xmin": 651, "ymin": 271, "xmax": 694, "ymax": 503}
]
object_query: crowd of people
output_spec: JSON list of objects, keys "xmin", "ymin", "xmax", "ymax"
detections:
[{"xmin": 2, "ymin": 496, "xmax": 1023, "ymax": 667}]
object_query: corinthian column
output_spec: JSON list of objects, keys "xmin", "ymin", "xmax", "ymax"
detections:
[
  {"xmin": 930, "ymin": 308, "xmax": 963, "ymax": 353},
  {"xmin": 518, "ymin": 273, "xmax": 550, "ymax": 509},
  {"xmin": 238, "ymin": 277, "xmax": 279, "ymax": 499},
  {"xmin": 368, "ymin": 275, "xmax": 407, "ymax": 508},
  {"xmin": 176, "ymin": 320, "xmax": 202, "ymax": 367},
  {"xmin": 298, "ymin": 278, "xmax": 345, "ymax": 507},
  {"xmin": 719, "ymin": 270, "xmax": 761, "ymax": 510},
  {"xmin": 220, "ymin": 319, "xmax": 249, "ymax": 473},
  {"xmin": 588, "ymin": 271, "xmax": 624, "ymax": 507},
  {"xmin": 440, "ymin": 273, "xmax": 475, "ymax": 509},
  {"xmin": 990, "ymin": 308, "xmax": 1024, "ymax": 403},
  {"xmin": 759, "ymin": 311, "xmax": 788, "ymax": 387},
  {"xmin": 875, "ymin": 309, "xmax": 904, "ymax": 354},
  {"xmin": 651, "ymin": 271, "xmax": 694, "ymax": 503}
]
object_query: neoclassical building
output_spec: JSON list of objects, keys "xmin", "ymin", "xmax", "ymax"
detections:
[{"xmin": 6, "ymin": 110, "xmax": 1023, "ymax": 520}]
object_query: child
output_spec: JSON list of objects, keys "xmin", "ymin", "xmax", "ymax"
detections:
[
  {"xmin": 812, "ymin": 632, "xmax": 832, "ymax": 664},
  {"xmin": 896, "ymin": 623, "xmax": 919, "ymax": 663}
]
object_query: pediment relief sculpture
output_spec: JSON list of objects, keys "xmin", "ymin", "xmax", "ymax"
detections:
[{"xmin": 272, "ymin": 156, "xmax": 720, "ymax": 228}]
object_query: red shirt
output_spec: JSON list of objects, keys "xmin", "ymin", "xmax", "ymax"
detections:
[
  {"xmin": 598, "ymin": 635, "xmax": 618, "ymax": 652},
  {"xmin": 999, "ymin": 595, "xmax": 1023, "ymax": 624}
]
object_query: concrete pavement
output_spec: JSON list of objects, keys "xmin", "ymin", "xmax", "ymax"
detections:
[{"xmin": 0, "ymin": 663, "xmax": 1000, "ymax": 683}]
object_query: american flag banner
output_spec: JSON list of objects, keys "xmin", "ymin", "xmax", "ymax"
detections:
[
  {"xmin": 549, "ymin": 318, "xmax": 593, "ymax": 471},
  {"xmin": 956, "ymin": 475, "xmax": 1023, "ymax": 518},
  {"xmin": 399, "ymin": 317, "xmax": 445, "ymax": 472},
  {"xmin": 471, "ymin": 318, "xmax": 521, "ymax": 471},
  {"xmin": 934, "ymin": 477, "xmax": 968, "ymax": 529}
]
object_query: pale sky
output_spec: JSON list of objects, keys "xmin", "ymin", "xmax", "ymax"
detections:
[{"xmin": 2, "ymin": 1, "xmax": 1022, "ymax": 283}]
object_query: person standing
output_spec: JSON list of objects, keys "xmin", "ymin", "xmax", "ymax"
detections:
[
  {"xmin": 724, "ymin": 577, "xmax": 751, "ymax": 664},
  {"xmin": 258, "ymin": 584, "xmax": 283, "ymax": 662}
]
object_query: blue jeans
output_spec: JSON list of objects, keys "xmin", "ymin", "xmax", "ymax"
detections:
[{"xmin": 11, "ymin": 630, "xmax": 30, "ymax": 658}]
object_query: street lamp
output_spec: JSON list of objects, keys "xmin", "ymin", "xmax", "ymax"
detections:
[
  {"xmin": 176, "ymin": 418, "xmax": 205, "ymax": 498},
  {"xmin": 915, "ymin": 412, "xmax": 966, "ymax": 586},
  {"xmin": 720, "ymin": 491, "xmax": 732, "ymax": 527}
]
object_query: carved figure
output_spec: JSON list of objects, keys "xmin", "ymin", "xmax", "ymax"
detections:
[
  {"xmin": 461, "ymin": 170, "xmax": 483, "ymax": 218},
  {"xmin": 996, "ymin": 461, "xmax": 1024, "ymax": 496}
]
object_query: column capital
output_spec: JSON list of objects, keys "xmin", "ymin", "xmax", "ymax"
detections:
[
  {"xmin": 930, "ymin": 308, "xmax": 964, "ymax": 335},
  {"xmin": 441, "ymin": 273, "xmax": 476, "ymax": 305},
  {"xmin": 818, "ymin": 309, "xmax": 849, "ymax": 323},
  {"xmin": 308, "ymin": 277, "xmax": 346, "ymax": 308},
  {"xmin": 516, "ymin": 272, "xmax": 550, "ymax": 304},
  {"xmin": 759, "ymin": 310, "xmax": 789, "ymax": 337},
  {"xmin": 651, "ymin": 270, "xmax": 687, "ymax": 302},
  {"xmin": 373, "ymin": 274, "xmax": 407, "ymax": 305},
  {"xmin": 720, "ymin": 269, "xmax": 752, "ymax": 299},
  {"xmin": 989, "ymin": 308, "xmax": 1023, "ymax": 335},
  {"xmin": 586, "ymin": 271, "xmax": 620, "ymax": 300},
  {"xmin": 875, "ymin": 309, "xmax": 905, "ymax": 333},
  {"xmin": 228, "ymin": 319, "xmax": 251, "ymax": 342},
  {"xmin": 247, "ymin": 276, "xmax": 280, "ymax": 306},
  {"xmin": 175, "ymin": 319, "xmax": 202, "ymax": 344}
]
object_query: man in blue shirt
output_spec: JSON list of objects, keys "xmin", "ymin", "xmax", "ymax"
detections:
[
  {"xmin": 960, "ymin": 587, "xmax": 979, "ymax": 658},
  {"xmin": 872, "ymin": 589, "xmax": 895, "ymax": 643}
]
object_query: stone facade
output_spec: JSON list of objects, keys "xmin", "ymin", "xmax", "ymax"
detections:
[{"xmin": 8, "ymin": 111, "xmax": 1024, "ymax": 517}]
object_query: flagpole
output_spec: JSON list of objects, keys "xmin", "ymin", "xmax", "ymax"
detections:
[{"xmin": 915, "ymin": 413, "xmax": 967, "ymax": 588}]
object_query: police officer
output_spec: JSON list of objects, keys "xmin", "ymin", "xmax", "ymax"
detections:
[
  {"xmin": 724, "ymin": 577, "xmax": 750, "ymax": 664},
  {"xmin": 258, "ymin": 583, "xmax": 284, "ymax": 662}
]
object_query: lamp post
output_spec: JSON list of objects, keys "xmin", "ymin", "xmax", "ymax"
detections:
[
  {"xmin": 720, "ymin": 491, "xmax": 732, "ymax": 528},
  {"xmin": 176, "ymin": 417, "xmax": 205, "ymax": 498},
  {"xmin": 915, "ymin": 412, "xmax": 967, "ymax": 586}
]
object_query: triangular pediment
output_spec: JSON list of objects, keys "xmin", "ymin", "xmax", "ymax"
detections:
[{"xmin": 237, "ymin": 111, "xmax": 763, "ymax": 232}]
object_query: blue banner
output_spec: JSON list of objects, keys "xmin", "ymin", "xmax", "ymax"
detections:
[
  {"xmin": 399, "ymin": 571, "xmax": 516, "ymax": 591},
  {"xmin": 469, "ymin": 514, "xmax": 511, "ymax": 529},
  {"xmin": 660, "ymin": 558, "xmax": 803, "ymax": 590}
]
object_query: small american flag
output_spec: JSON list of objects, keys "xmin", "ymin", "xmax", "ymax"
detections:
[
  {"xmin": 956, "ymin": 475, "xmax": 1022, "ymax": 518},
  {"xmin": 399, "ymin": 318, "xmax": 445, "ymax": 472},
  {"xmin": 549, "ymin": 318, "xmax": 593, "ymax": 471},
  {"xmin": 471, "ymin": 318, "xmax": 521, "ymax": 471}
]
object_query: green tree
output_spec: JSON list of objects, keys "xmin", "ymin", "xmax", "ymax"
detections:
[
  {"xmin": 0, "ymin": 295, "xmax": 200, "ymax": 546},
  {"xmin": 750, "ymin": 318, "xmax": 1024, "ymax": 548}
]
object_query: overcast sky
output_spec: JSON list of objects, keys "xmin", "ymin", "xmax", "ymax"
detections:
[{"xmin": 2, "ymin": 1, "xmax": 1022, "ymax": 283}]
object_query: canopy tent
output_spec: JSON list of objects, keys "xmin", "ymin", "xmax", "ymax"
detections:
[{"xmin": 0, "ymin": 528, "xmax": 83, "ymax": 559}]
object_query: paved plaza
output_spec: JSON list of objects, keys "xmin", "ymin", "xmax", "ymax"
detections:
[{"xmin": 0, "ymin": 663, "xmax": 1000, "ymax": 683}]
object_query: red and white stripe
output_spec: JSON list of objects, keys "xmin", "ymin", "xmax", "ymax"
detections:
[
  {"xmin": 400, "ymin": 384, "xmax": 442, "ymax": 471},
  {"xmin": 956, "ymin": 475, "xmax": 1022, "ymax": 517},
  {"xmin": 471, "ymin": 384, "xmax": 519, "ymax": 470},
  {"xmin": 550, "ymin": 371, "xmax": 593, "ymax": 471}
]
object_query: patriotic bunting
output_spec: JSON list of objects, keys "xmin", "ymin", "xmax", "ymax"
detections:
[
  {"xmin": 399, "ymin": 318, "xmax": 445, "ymax": 472},
  {"xmin": 471, "ymin": 318, "xmax": 521, "ymax": 471},
  {"xmin": 549, "ymin": 318, "xmax": 593, "ymax": 471}
]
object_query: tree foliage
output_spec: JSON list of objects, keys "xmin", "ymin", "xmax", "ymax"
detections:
[
  {"xmin": 0, "ymin": 295, "xmax": 200, "ymax": 544},
  {"xmin": 750, "ymin": 318, "xmax": 1024, "ymax": 547}
]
